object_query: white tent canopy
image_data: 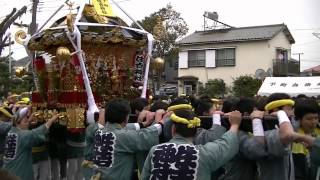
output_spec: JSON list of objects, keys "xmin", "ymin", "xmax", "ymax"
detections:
[{"xmin": 257, "ymin": 77, "xmax": 320, "ymax": 97}]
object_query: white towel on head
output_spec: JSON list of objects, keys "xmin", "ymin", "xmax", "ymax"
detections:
[{"xmin": 15, "ymin": 107, "xmax": 28, "ymax": 123}]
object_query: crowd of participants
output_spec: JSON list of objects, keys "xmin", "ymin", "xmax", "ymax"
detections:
[{"xmin": 0, "ymin": 92, "xmax": 320, "ymax": 180}]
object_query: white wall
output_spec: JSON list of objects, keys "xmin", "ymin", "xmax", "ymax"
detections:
[
  {"xmin": 179, "ymin": 40, "xmax": 271, "ymax": 86},
  {"xmin": 178, "ymin": 32, "xmax": 291, "ymax": 94},
  {"xmin": 178, "ymin": 32, "xmax": 292, "ymax": 95},
  {"xmin": 268, "ymin": 31, "xmax": 292, "ymax": 59}
]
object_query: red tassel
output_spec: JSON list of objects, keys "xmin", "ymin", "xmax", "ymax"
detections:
[
  {"xmin": 71, "ymin": 55, "xmax": 84, "ymax": 88},
  {"xmin": 34, "ymin": 56, "xmax": 46, "ymax": 72}
]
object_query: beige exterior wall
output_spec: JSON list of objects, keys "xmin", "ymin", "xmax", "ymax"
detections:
[
  {"xmin": 178, "ymin": 31, "xmax": 292, "ymax": 95},
  {"xmin": 269, "ymin": 31, "xmax": 292, "ymax": 59}
]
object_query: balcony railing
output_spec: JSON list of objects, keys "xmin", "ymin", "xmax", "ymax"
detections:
[{"xmin": 273, "ymin": 59, "xmax": 300, "ymax": 76}]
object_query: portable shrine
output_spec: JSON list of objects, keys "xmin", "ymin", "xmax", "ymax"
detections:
[{"xmin": 15, "ymin": 0, "xmax": 154, "ymax": 129}]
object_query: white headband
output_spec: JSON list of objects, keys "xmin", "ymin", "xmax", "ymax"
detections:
[{"xmin": 15, "ymin": 107, "xmax": 29, "ymax": 124}]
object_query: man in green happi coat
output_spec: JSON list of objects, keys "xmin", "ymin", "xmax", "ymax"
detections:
[
  {"xmin": 90, "ymin": 98, "xmax": 163, "ymax": 180},
  {"xmin": 141, "ymin": 108, "xmax": 242, "ymax": 180},
  {"xmin": 3, "ymin": 107, "xmax": 59, "ymax": 180},
  {"xmin": 0, "ymin": 106, "xmax": 13, "ymax": 168}
]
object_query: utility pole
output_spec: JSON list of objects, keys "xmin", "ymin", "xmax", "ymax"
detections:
[
  {"xmin": 0, "ymin": 6, "xmax": 27, "ymax": 55},
  {"xmin": 8, "ymin": 35, "xmax": 12, "ymax": 78},
  {"xmin": 29, "ymin": 0, "xmax": 39, "ymax": 35},
  {"xmin": 29, "ymin": 0, "xmax": 39, "ymax": 82},
  {"xmin": 293, "ymin": 52, "xmax": 303, "ymax": 76}
]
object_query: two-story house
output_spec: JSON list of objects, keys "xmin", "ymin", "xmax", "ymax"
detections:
[{"xmin": 176, "ymin": 24, "xmax": 297, "ymax": 96}]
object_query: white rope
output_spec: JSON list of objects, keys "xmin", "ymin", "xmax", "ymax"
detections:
[
  {"xmin": 75, "ymin": 22, "xmax": 148, "ymax": 34},
  {"xmin": 66, "ymin": 29, "xmax": 98, "ymax": 124},
  {"xmin": 141, "ymin": 33, "xmax": 153, "ymax": 98}
]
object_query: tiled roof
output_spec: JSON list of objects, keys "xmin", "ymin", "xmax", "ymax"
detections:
[
  {"xmin": 303, "ymin": 65, "xmax": 320, "ymax": 73},
  {"xmin": 177, "ymin": 24, "xmax": 295, "ymax": 45}
]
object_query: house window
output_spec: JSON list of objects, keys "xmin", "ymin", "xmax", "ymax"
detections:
[
  {"xmin": 188, "ymin": 50, "xmax": 205, "ymax": 67},
  {"xmin": 276, "ymin": 49, "xmax": 288, "ymax": 61},
  {"xmin": 216, "ymin": 48, "xmax": 235, "ymax": 67}
]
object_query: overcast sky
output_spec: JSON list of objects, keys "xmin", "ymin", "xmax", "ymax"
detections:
[{"xmin": 1, "ymin": 0, "xmax": 319, "ymax": 70}]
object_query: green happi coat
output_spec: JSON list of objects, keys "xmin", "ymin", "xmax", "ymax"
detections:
[
  {"xmin": 31, "ymin": 123, "xmax": 49, "ymax": 164},
  {"xmin": 83, "ymin": 123, "xmax": 100, "ymax": 180},
  {"xmin": 85, "ymin": 123, "xmax": 139, "ymax": 160},
  {"xmin": 3, "ymin": 125, "xmax": 48, "ymax": 180},
  {"xmin": 85, "ymin": 123, "xmax": 99, "ymax": 161},
  {"xmin": 257, "ymin": 129, "xmax": 294, "ymax": 180},
  {"xmin": 304, "ymin": 136, "xmax": 320, "ymax": 179},
  {"xmin": 220, "ymin": 131, "xmax": 268, "ymax": 180},
  {"xmin": 93, "ymin": 123, "xmax": 160, "ymax": 180},
  {"xmin": 311, "ymin": 138, "xmax": 320, "ymax": 166},
  {"xmin": 194, "ymin": 124, "xmax": 228, "ymax": 179},
  {"xmin": 66, "ymin": 130, "xmax": 86, "ymax": 159},
  {"xmin": 83, "ymin": 122, "xmax": 141, "ymax": 180},
  {"xmin": 32, "ymin": 141, "xmax": 49, "ymax": 163},
  {"xmin": 0, "ymin": 121, "xmax": 12, "ymax": 167},
  {"xmin": 141, "ymin": 131, "xmax": 239, "ymax": 180}
]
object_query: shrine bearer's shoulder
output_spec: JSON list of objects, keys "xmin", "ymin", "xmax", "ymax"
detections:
[{"xmin": 104, "ymin": 122, "xmax": 160, "ymax": 152}]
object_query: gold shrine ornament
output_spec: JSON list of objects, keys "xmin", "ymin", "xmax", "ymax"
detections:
[
  {"xmin": 14, "ymin": 30, "xmax": 27, "ymax": 45},
  {"xmin": 15, "ymin": 66, "xmax": 27, "ymax": 78},
  {"xmin": 56, "ymin": 47, "xmax": 71, "ymax": 62},
  {"xmin": 66, "ymin": 1, "xmax": 75, "ymax": 32},
  {"xmin": 152, "ymin": 57, "xmax": 165, "ymax": 71},
  {"xmin": 66, "ymin": 14, "xmax": 74, "ymax": 32}
]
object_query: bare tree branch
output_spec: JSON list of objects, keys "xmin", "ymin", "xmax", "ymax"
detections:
[{"xmin": 0, "ymin": 6, "xmax": 27, "ymax": 55}]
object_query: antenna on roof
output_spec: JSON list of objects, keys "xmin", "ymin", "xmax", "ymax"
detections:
[{"xmin": 203, "ymin": 11, "xmax": 233, "ymax": 31}]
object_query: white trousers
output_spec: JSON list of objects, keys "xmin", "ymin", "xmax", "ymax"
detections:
[
  {"xmin": 33, "ymin": 160, "xmax": 51, "ymax": 180},
  {"xmin": 51, "ymin": 159, "xmax": 67, "ymax": 180},
  {"xmin": 67, "ymin": 158, "xmax": 84, "ymax": 180}
]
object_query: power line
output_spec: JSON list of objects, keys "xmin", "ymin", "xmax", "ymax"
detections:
[
  {"xmin": 302, "ymin": 59, "xmax": 320, "ymax": 62},
  {"xmin": 294, "ymin": 40, "xmax": 320, "ymax": 46},
  {"xmin": 303, "ymin": 50, "xmax": 320, "ymax": 54},
  {"xmin": 38, "ymin": 5, "xmax": 67, "ymax": 8},
  {"xmin": 39, "ymin": 0, "xmax": 65, "ymax": 3},
  {"xmin": 291, "ymin": 28, "xmax": 320, "ymax": 31},
  {"xmin": 37, "ymin": 9, "xmax": 69, "ymax": 13},
  {"xmin": 303, "ymin": 58, "xmax": 320, "ymax": 60},
  {"xmin": 111, "ymin": 0, "xmax": 132, "ymax": 4}
]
